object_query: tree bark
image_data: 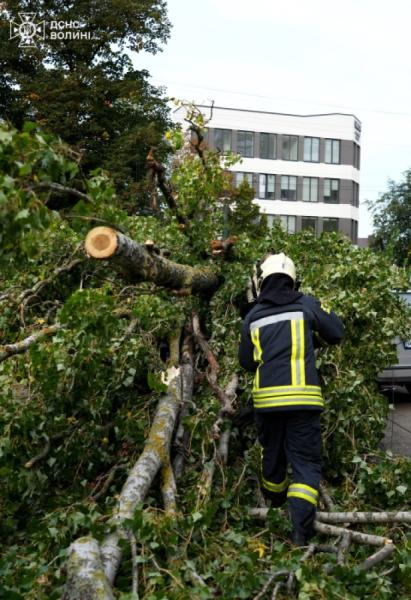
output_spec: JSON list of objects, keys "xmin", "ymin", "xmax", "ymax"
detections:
[
  {"xmin": 85, "ymin": 227, "xmax": 220, "ymax": 292},
  {"xmin": 100, "ymin": 368, "xmax": 183, "ymax": 584},
  {"xmin": 62, "ymin": 537, "xmax": 114, "ymax": 600}
]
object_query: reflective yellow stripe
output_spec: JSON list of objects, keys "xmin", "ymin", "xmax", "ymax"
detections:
[
  {"xmin": 289, "ymin": 483, "xmax": 318, "ymax": 496},
  {"xmin": 251, "ymin": 328, "xmax": 263, "ymax": 390},
  {"xmin": 299, "ymin": 319, "xmax": 305, "ymax": 386},
  {"xmin": 254, "ymin": 400, "xmax": 324, "ymax": 409},
  {"xmin": 253, "ymin": 384, "xmax": 321, "ymax": 394},
  {"xmin": 262, "ymin": 476, "xmax": 289, "ymax": 493},
  {"xmin": 287, "ymin": 491, "xmax": 317, "ymax": 506},
  {"xmin": 254, "ymin": 391, "xmax": 322, "ymax": 399},
  {"xmin": 290, "ymin": 320, "xmax": 297, "ymax": 385}
]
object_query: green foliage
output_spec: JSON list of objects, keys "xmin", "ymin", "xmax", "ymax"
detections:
[
  {"xmin": 0, "ymin": 0, "xmax": 172, "ymax": 203},
  {"xmin": 368, "ymin": 169, "xmax": 411, "ymax": 266},
  {"xmin": 0, "ymin": 114, "xmax": 410, "ymax": 599}
]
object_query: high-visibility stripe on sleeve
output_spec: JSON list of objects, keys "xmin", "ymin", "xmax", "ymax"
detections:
[{"xmin": 287, "ymin": 483, "xmax": 318, "ymax": 506}]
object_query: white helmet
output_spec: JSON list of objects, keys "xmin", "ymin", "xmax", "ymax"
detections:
[{"xmin": 260, "ymin": 252, "xmax": 296, "ymax": 283}]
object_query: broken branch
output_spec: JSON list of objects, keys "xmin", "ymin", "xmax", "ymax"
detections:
[
  {"xmin": 85, "ymin": 227, "xmax": 219, "ymax": 293},
  {"xmin": 0, "ymin": 324, "xmax": 61, "ymax": 363}
]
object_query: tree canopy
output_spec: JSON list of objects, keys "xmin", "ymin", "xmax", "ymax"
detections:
[
  {"xmin": 369, "ymin": 168, "xmax": 411, "ymax": 266},
  {"xmin": 0, "ymin": 1, "xmax": 172, "ymax": 205},
  {"xmin": 0, "ymin": 113, "xmax": 410, "ymax": 599}
]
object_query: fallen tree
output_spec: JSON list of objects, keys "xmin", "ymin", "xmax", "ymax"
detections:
[{"xmin": 0, "ymin": 116, "xmax": 410, "ymax": 600}]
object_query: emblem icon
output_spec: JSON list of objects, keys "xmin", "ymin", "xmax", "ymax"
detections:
[{"xmin": 9, "ymin": 13, "xmax": 45, "ymax": 48}]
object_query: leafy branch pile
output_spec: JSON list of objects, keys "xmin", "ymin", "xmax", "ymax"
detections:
[{"xmin": 0, "ymin": 114, "xmax": 410, "ymax": 599}]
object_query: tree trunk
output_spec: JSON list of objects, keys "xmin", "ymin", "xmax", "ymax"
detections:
[
  {"xmin": 85, "ymin": 227, "xmax": 220, "ymax": 292},
  {"xmin": 100, "ymin": 368, "xmax": 183, "ymax": 584}
]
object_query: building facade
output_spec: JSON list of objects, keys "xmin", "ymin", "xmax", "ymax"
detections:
[{"xmin": 174, "ymin": 105, "xmax": 361, "ymax": 242}]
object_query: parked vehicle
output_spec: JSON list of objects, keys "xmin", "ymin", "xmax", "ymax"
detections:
[{"xmin": 378, "ymin": 291, "xmax": 411, "ymax": 394}]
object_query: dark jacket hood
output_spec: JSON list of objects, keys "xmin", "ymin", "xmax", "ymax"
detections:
[{"xmin": 258, "ymin": 274, "xmax": 302, "ymax": 306}]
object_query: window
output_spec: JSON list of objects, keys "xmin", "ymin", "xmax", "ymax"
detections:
[
  {"xmin": 237, "ymin": 131, "xmax": 254, "ymax": 157},
  {"xmin": 281, "ymin": 176, "xmax": 297, "ymax": 200},
  {"xmin": 354, "ymin": 143, "xmax": 361, "ymax": 169},
  {"xmin": 303, "ymin": 137, "xmax": 319, "ymax": 162},
  {"xmin": 324, "ymin": 179, "xmax": 339, "ymax": 203},
  {"xmin": 214, "ymin": 129, "xmax": 232, "ymax": 153},
  {"xmin": 281, "ymin": 135, "xmax": 298, "ymax": 160},
  {"xmin": 260, "ymin": 133, "xmax": 276, "ymax": 159},
  {"xmin": 258, "ymin": 174, "xmax": 275, "ymax": 199},
  {"xmin": 303, "ymin": 177, "xmax": 318, "ymax": 202},
  {"xmin": 325, "ymin": 139, "xmax": 340, "ymax": 164},
  {"xmin": 279, "ymin": 215, "xmax": 296, "ymax": 234},
  {"xmin": 353, "ymin": 182, "xmax": 359, "ymax": 207},
  {"xmin": 351, "ymin": 219, "xmax": 358, "ymax": 243},
  {"xmin": 302, "ymin": 217, "xmax": 317, "ymax": 233},
  {"xmin": 322, "ymin": 218, "xmax": 339, "ymax": 233},
  {"xmin": 234, "ymin": 172, "xmax": 253, "ymax": 187}
]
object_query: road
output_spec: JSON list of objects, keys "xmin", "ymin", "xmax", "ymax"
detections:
[{"xmin": 381, "ymin": 386, "xmax": 411, "ymax": 457}]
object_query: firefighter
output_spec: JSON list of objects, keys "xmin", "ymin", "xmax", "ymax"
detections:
[{"xmin": 238, "ymin": 253, "xmax": 344, "ymax": 546}]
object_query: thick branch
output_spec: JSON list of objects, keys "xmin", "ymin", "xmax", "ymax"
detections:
[
  {"xmin": 62, "ymin": 537, "xmax": 114, "ymax": 600},
  {"xmin": 0, "ymin": 324, "xmax": 61, "ymax": 363},
  {"xmin": 249, "ymin": 509, "xmax": 394, "ymax": 546},
  {"xmin": 316, "ymin": 511, "xmax": 411, "ymax": 524},
  {"xmin": 360, "ymin": 544, "xmax": 395, "ymax": 571},
  {"xmin": 100, "ymin": 369, "xmax": 182, "ymax": 584},
  {"xmin": 85, "ymin": 227, "xmax": 219, "ymax": 293},
  {"xmin": 314, "ymin": 521, "xmax": 392, "ymax": 546}
]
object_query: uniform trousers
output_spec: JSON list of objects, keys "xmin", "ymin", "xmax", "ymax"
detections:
[{"xmin": 254, "ymin": 410, "xmax": 322, "ymax": 538}]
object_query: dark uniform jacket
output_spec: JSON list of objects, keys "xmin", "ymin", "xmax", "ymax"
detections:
[{"xmin": 239, "ymin": 289, "xmax": 344, "ymax": 413}]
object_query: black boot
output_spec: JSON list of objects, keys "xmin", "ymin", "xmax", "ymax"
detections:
[{"xmin": 290, "ymin": 529, "xmax": 307, "ymax": 547}]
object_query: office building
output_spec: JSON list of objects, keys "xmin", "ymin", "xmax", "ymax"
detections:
[{"xmin": 173, "ymin": 105, "xmax": 361, "ymax": 242}]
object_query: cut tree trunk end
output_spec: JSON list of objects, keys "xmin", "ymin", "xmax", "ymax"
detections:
[{"xmin": 85, "ymin": 227, "xmax": 220, "ymax": 293}]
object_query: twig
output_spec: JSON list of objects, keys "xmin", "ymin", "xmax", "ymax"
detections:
[
  {"xmin": 271, "ymin": 581, "xmax": 285, "ymax": 600},
  {"xmin": 90, "ymin": 464, "xmax": 126, "ymax": 501},
  {"xmin": 25, "ymin": 181, "xmax": 93, "ymax": 203},
  {"xmin": 146, "ymin": 149, "xmax": 188, "ymax": 227},
  {"xmin": 252, "ymin": 570, "xmax": 289, "ymax": 600},
  {"xmin": 319, "ymin": 481, "xmax": 335, "ymax": 510},
  {"xmin": 24, "ymin": 437, "xmax": 51, "ymax": 468}
]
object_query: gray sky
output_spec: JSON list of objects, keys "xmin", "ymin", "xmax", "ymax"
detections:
[{"xmin": 132, "ymin": 0, "xmax": 411, "ymax": 237}]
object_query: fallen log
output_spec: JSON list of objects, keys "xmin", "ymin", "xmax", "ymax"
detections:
[{"xmin": 85, "ymin": 227, "xmax": 220, "ymax": 292}]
